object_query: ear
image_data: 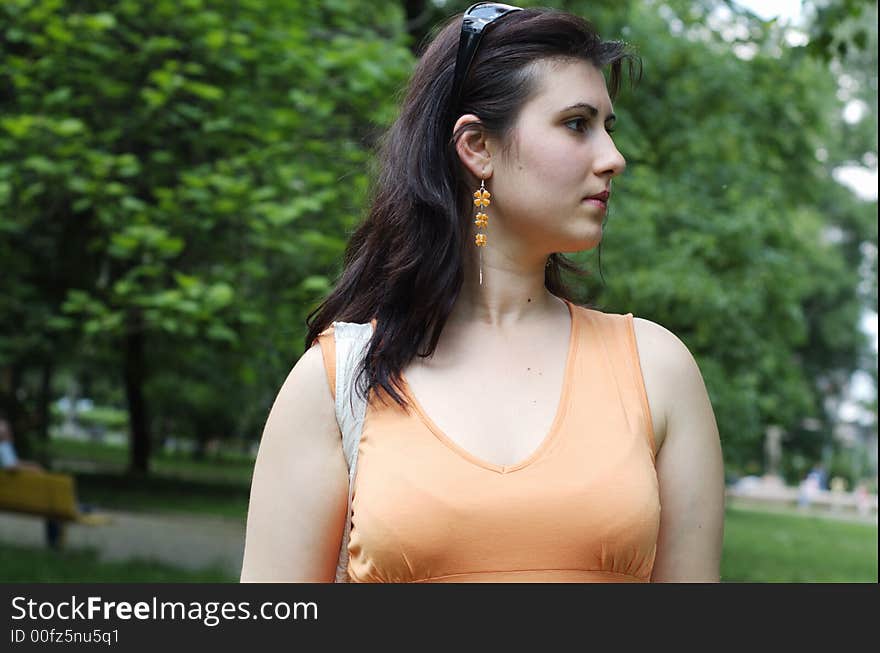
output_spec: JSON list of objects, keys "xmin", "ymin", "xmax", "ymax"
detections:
[{"xmin": 453, "ymin": 114, "xmax": 494, "ymax": 183}]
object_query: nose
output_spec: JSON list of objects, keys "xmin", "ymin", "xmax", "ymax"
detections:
[{"xmin": 595, "ymin": 133, "xmax": 626, "ymax": 179}]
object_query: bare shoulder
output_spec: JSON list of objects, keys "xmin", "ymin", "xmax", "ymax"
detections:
[
  {"xmin": 240, "ymin": 342, "xmax": 347, "ymax": 582},
  {"xmin": 283, "ymin": 343, "xmax": 338, "ymax": 420},
  {"xmin": 257, "ymin": 341, "xmax": 342, "ymax": 463},
  {"xmin": 631, "ymin": 317, "xmax": 706, "ymax": 454},
  {"xmin": 631, "ymin": 317, "xmax": 695, "ymax": 365}
]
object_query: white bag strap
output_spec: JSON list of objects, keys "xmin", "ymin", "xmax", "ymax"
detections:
[{"xmin": 331, "ymin": 320, "xmax": 374, "ymax": 583}]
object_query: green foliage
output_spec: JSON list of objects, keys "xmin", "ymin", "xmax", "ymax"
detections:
[
  {"xmin": 0, "ymin": 0, "xmax": 413, "ymax": 463},
  {"xmin": 0, "ymin": 0, "xmax": 409, "ymax": 346},
  {"xmin": 1, "ymin": 0, "xmax": 875, "ymax": 476},
  {"xmin": 803, "ymin": 0, "xmax": 876, "ymax": 61}
]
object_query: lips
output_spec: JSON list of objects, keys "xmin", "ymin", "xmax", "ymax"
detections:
[{"xmin": 584, "ymin": 190, "xmax": 610, "ymax": 202}]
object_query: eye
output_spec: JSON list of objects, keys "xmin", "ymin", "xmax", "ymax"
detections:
[
  {"xmin": 564, "ymin": 117, "xmax": 588, "ymax": 132},
  {"xmin": 564, "ymin": 117, "xmax": 616, "ymax": 135}
]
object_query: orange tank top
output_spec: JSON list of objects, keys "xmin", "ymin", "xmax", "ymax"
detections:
[{"xmin": 315, "ymin": 300, "xmax": 660, "ymax": 582}]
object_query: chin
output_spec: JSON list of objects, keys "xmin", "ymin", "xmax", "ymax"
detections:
[{"xmin": 560, "ymin": 229, "xmax": 602, "ymax": 253}]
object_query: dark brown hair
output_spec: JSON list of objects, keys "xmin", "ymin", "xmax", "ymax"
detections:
[{"xmin": 305, "ymin": 7, "xmax": 638, "ymax": 411}]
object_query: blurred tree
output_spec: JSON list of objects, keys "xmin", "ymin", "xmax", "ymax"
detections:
[
  {"xmin": 803, "ymin": 0, "xmax": 875, "ymax": 62},
  {"xmin": 0, "ymin": 0, "xmax": 412, "ymax": 472}
]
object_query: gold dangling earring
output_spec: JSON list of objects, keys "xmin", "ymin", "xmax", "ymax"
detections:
[{"xmin": 473, "ymin": 173, "xmax": 490, "ymax": 286}]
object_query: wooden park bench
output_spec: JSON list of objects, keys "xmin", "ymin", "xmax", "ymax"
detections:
[{"xmin": 0, "ymin": 469, "xmax": 110, "ymax": 548}]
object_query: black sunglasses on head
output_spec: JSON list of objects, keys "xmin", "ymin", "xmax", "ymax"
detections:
[{"xmin": 450, "ymin": 2, "xmax": 523, "ymax": 115}]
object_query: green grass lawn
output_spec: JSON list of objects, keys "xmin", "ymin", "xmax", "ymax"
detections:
[
  {"xmin": 0, "ymin": 542, "xmax": 235, "ymax": 582},
  {"xmin": 48, "ymin": 437, "xmax": 255, "ymax": 484},
  {"xmin": 70, "ymin": 472, "xmax": 250, "ymax": 520},
  {"xmin": 721, "ymin": 504, "xmax": 878, "ymax": 582},
  {"xmin": 47, "ymin": 438, "xmax": 253, "ymax": 519}
]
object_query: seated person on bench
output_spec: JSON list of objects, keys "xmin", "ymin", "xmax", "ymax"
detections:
[
  {"xmin": 0, "ymin": 418, "xmax": 44, "ymax": 473},
  {"xmin": 0, "ymin": 416, "xmax": 105, "ymax": 546}
]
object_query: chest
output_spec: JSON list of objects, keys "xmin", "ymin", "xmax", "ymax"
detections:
[{"xmin": 400, "ymin": 331, "xmax": 573, "ymax": 469}]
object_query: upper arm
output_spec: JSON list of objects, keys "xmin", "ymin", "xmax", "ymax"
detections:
[
  {"xmin": 240, "ymin": 342, "xmax": 349, "ymax": 582},
  {"xmin": 635, "ymin": 319, "xmax": 725, "ymax": 583}
]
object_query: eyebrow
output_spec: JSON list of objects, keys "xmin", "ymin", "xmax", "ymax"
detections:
[{"xmin": 560, "ymin": 102, "xmax": 616, "ymax": 124}]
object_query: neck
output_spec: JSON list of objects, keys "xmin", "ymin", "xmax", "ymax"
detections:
[{"xmin": 449, "ymin": 246, "xmax": 560, "ymax": 329}]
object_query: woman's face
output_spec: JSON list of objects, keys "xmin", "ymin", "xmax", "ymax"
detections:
[{"xmin": 487, "ymin": 58, "xmax": 626, "ymax": 255}]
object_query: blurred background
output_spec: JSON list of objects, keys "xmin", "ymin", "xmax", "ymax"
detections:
[{"xmin": 0, "ymin": 0, "xmax": 876, "ymax": 582}]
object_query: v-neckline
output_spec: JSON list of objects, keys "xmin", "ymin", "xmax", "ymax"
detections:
[{"xmin": 400, "ymin": 298, "xmax": 578, "ymax": 475}]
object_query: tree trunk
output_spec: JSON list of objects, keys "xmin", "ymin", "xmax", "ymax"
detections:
[
  {"xmin": 123, "ymin": 314, "xmax": 150, "ymax": 475},
  {"xmin": 1, "ymin": 362, "xmax": 32, "ymax": 458},
  {"xmin": 403, "ymin": 0, "xmax": 431, "ymax": 56},
  {"xmin": 36, "ymin": 361, "xmax": 53, "ymax": 465},
  {"xmin": 37, "ymin": 361, "xmax": 55, "ymax": 436},
  {"xmin": 193, "ymin": 421, "xmax": 208, "ymax": 461}
]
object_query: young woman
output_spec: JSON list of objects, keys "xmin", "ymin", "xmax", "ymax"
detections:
[{"xmin": 241, "ymin": 3, "xmax": 724, "ymax": 583}]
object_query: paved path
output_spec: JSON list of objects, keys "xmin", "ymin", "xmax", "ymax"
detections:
[{"xmin": 0, "ymin": 510, "xmax": 245, "ymax": 578}]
